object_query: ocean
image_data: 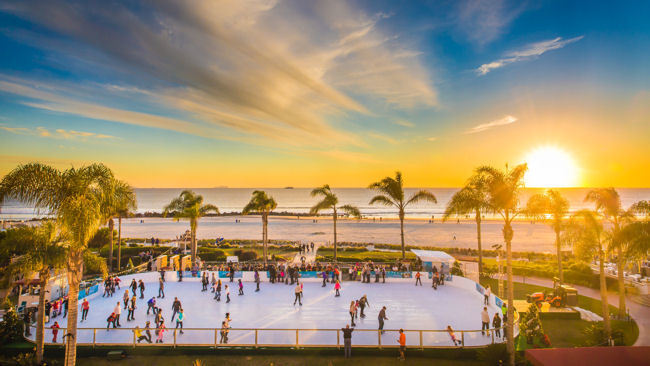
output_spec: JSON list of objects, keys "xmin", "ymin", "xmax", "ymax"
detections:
[{"xmin": 2, "ymin": 187, "xmax": 649, "ymax": 220}]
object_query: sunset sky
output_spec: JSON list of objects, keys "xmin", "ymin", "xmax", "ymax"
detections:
[{"xmin": 0, "ymin": 0, "xmax": 648, "ymax": 188}]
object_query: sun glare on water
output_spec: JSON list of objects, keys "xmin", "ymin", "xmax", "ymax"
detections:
[{"xmin": 523, "ymin": 146, "xmax": 579, "ymax": 187}]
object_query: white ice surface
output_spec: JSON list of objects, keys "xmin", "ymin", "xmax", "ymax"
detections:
[{"xmin": 34, "ymin": 272, "xmax": 504, "ymax": 347}]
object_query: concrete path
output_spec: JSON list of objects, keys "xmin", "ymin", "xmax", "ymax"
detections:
[
  {"xmin": 512, "ymin": 275, "xmax": 650, "ymax": 346},
  {"xmin": 290, "ymin": 243, "xmax": 320, "ymax": 265}
]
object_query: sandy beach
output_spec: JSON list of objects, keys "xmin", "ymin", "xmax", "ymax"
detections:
[{"xmin": 119, "ymin": 215, "xmax": 558, "ymax": 253}]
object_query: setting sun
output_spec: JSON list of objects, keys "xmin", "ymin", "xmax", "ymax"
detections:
[{"xmin": 524, "ymin": 146, "xmax": 579, "ymax": 187}]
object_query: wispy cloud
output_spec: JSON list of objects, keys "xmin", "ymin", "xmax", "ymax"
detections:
[
  {"xmin": 455, "ymin": 0, "xmax": 524, "ymax": 46},
  {"xmin": 368, "ymin": 132, "xmax": 399, "ymax": 145},
  {"xmin": 426, "ymin": 136, "xmax": 438, "ymax": 141},
  {"xmin": 465, "ymin": 115, "xmax": 517, "ymax": 134},
  {"xmin": 394, "ymin": 120, "xmax": 415, "ymax": 128},
  {"xmin": 0, "ymin": 123, "xmax": 118, "ymax": 141},
  {"xmin": 477, "ymin": 36, "xmax": 584, "ymax": 75},
  {"xmin": 0, "ymin": 0, "xmax": 437, "ymax": 151}
]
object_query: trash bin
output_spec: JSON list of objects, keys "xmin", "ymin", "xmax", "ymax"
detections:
[{"xmin": 562, "ymin": 286, "xmax": 578, "ymax": 306}]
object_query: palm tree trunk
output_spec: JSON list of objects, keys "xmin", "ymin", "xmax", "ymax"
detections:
[
  {"xmin": 617, "ymin": 248, "xmax": 626, "ymax": 318},
  {"xmin": 190, "ymin": 219, "xmax": 197, "ymax": 268},
  {"xmin": 262, "ymin": 213, "xmax": 268, "ymax": 267},
  {"xmin": 399, "ymin": 211, "xmax": 405, "ymax": 259},
  {"xmin": 333, "ymin": 207, "xmax": 338, "ymax": 262},
  {"xmin": 108, "ymin": 218, "xmax": 114, "ymax": 271},
  {"xmin": 64, "ymin": 250, "xmax": 83, "ymax": 366},
  {"xmin": 556, "ymin": 229, "xmax": 563, "ymax": 284},
  {"xmin": 117, "ymin": 217, "xmax": 122, "ymax": 271},
  {"xmin": 503, "ymin": 217, "xmax": 515, "ymax": 366},
  {"xmin": 475, "ymin": 210, "xmax": 483, "ymax": 277},
  {"xmin": 599, "ymin": 246, "xmax": 611, "ymax": 339},
  {"xmin": 36, "ymin": 272, "xmax": 48, "ymax": 364}
]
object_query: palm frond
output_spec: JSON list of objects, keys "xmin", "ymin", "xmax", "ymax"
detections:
[
  {"xmin": 339, "ymin": 204, "xmax": 361, "ymax": 218},
  {"xmin": 368, "ymin": 195, "xmax": 396, "ymax": 207},
  {"xmin": 406, "ymin": 189, "xmax": 437, "ymax": 206}
]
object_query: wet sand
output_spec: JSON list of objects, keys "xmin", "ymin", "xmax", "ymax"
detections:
[{"xmin": 120, "ymin": 216, "xmax": 557, "ymax": 253}]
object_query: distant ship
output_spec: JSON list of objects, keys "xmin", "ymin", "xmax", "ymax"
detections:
[{"xmin": 284, "ymin": 186, "xmax": 294, "ymax": 189}]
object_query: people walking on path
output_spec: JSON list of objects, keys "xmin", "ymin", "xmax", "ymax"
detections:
[
  {"xmin": 81, "ymin": 298, "xmax": 89, "ymax": 321},
  {"xmin": 294, "ymin": 283, "xmax": 303, "ymax": 306},
  {"xmin": 415, "ymin": 272, "xmax": 422, "ymax": 286},
  {"xmin": 359, "ymin": 295, "xmax": 369, "ymax": 318},
  {"xmin": 334, "ymin": 280, "xmax": 341, "ymax": 297},
  {"xmin": 342, "ymin": 324, "xmax": 354, "ymax": 359},
  {"xmin": 378, "ymin": 306, "xmax": 388, "ymax": 333},
  {"xmin": 481, "ymin": 307, "xmax": 490, "ymax": 336},
  {"xmin": 397, "ymin": 328, "xmax": 406, "ymax": 361},
  {"xmin": 171, "ymin": 297, "xmax": 182, "ymax": 321},
  {"xmin": 349, "ymin": 301, "xmax": 356, "ymax": 326}
]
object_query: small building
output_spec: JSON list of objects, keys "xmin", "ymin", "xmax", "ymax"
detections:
[{"xmin": 410, "ymin": 249, "xmax": 455, "ymax": 273}]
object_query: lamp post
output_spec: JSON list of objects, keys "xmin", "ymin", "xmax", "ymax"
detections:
[{"xmin": 493, "ymin": 243, "xmax": 504, "ymax": 298}]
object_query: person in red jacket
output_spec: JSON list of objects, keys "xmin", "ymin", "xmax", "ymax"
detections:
[{"xmin": 51, "ymin": 321, "xmax": 60, "ymax": 343}]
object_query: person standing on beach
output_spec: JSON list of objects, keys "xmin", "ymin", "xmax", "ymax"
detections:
[
  {"xmin": 481, "ymin": 307, "xmax": 490, "ymax": 336},
  {"xmin": 158, "ymin": 277, "xmax": 165, "ymax": 298},
  {"xmin": 254, "ymin": 270, "xmax": 261, "ymax": 292},
  {"xmin": 349, "ymin": 301, "xmax": 356, "ymax": 326},
  {"xmin": 342, "ymin": 324, "xmax": 354, "ymax": 359},
  {"xmin": 294, "ymin": 283, "xmax": 303, "ymax": 305},
  {"xmin": 171, "ymin": 297, "xmax": 182, "ymax": 321},
  {"xmin": 415, "ymin": 272, "xmax": 422, "ymax": 286},
  {"xmin": 378, "ymin": 306, "xmax": 388, "ymax": 333},
  {"xmin": 397, "ymin": 328, "xmax": 406, "ymax": 361}
]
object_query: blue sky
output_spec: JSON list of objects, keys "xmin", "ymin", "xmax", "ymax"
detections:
[{"xmin": 0, "ymin": 0, "xmax": 648, "ymax": 187}]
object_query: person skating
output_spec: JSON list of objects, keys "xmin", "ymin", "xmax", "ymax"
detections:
[
  {"xmin": 254, "ymin": 270, "xmax": 260, "ymax": 292},
  {"xmin": 175, "ymin": 309, "xmax": 184, "ymax": 334},
  {"xmin": 113, "ymin": 302, "xmax": 122, "ymax": 327},
  {"xmin": 415, "ymin": 272, "xmax": 422, "ymax": 286},
  {"xmin": 378, "ymin": 306, "xmax": 388, "ymax": 334},
  {"xmin": 215, "ymin": 280, "xmax": 222, "ymax": 301},
  {"xmin": 134, "ymin": 326, "xmax": 148, "ymax": 344},
  {"xmin": 492, "ymin": 312, "xmax": 502, "ymax": 338},
  {"xmin": 201, "ymin": 272, "xmax": 208, "ymax": 291},
  {"xmin": 481, "ymin": 307, "xmax": 490, "ymax": 336},
  {"xmin": 123, "ymin": 290, "xmax": 130, "ymax": 309},
  {"xmin": 349, "ymin": 301, "xmax": 356, "ymax": 326},
  {"xmin": 106, "ymin": 312, "xmax": 117, "ymax": 330},
  {"xmin": 155, "ymin": 309, "xmax": 164, "ymax": 329},
  {"xmin": 147, "ymin": 297, "xmax": 156, "ymax": 315},
  {"xmin": 156, "ymin": 321, "xmax": 166, "ymax": 343},
  {"xmin": 484, "ymin": 286, "xmax": 491, "ymax": 305},
  {"xmin": 334, "ymin": 280, "xmax": 341, "ymax": 297},
  {"xmin": 293, "ymin": 283, "xmax": 302, "ymax": 306},
  {"xmin": 397, "ymin": 328, "xmax": 406, "ymax": 361},
  {"xmin": 138, "ymin": 279, "xmax": 145, "ymax": 299},
  {"xmin": 447, "ymin": 325, "xmax": 460, "ymax": 346},
  {"xmin": 219, "ymin": 321, "xmax": 229, "ymax": 344},
  {"xmin": 81, "ymin": 298, "xmax": 89, "ymax": 321},
  {"xmin": 342, "ymin": 324, "xmax": 354, "ymax": 359},
  {"xmin": 51, "ymin": 321, "xmax": 60, "ymax": 342},
  {"xmin": 127, "ymin": 299, "xmax": 136, "ymax": 321},
  {"xmin": 171, "ymin": 297, "xmax": 182, "ymax": 321},
  {"xmin": 321, "ymin": 270, "xmax": 327, "ymax": 287},
  {"xmin": 225, "ymin": 284, "xmax": 231, "ymax": 303},
  {"xmin": 62, "ymin": 297, "xmax": 68, "ymax": 317},
  {"xmin": 359, "ymin": 295, "xmax": 369, "ymax": 318},
  {"xmin": 211, "ymin": 273, "xmax": 217, "ymax": 291},
  {"xmin": 158, "ymin": 277, "xmax": 165, "ymax": 298},
  {"xmin": 238, "ymin": 279, "xmax": 244, "ymax": 295},
  {"xmin": 130, "ymin": 279, "xmax": 137, "ymax": 295},
  {"xmin": 138, "ymin": 321, "xmax": 152, "ymax": 343},
  {"xmin": 160, "ymin": 268, "xmax": 166, "ymax": 282}
]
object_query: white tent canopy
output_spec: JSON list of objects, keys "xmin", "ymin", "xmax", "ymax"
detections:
[{"xmin": 411, "ymin": 249, "xmax": 455, "ymax": 272}]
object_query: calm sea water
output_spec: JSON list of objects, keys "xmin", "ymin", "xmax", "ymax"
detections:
[{"xmin": 1, "ymin": 187, "xmax": 649, "ymax": 220}]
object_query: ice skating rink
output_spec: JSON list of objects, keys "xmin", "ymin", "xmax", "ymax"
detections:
[{"xmin": 34, "ymin": 272, "xmax": 506, "ymax": 348}]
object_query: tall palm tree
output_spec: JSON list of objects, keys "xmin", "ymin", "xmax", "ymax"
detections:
[
  {"xmin": 242, "ymin": 191, "xmax": 277, "ymax": 266},
  {"xmin": 163, "ymin": 190, "xmax": 218, "ymax": 268},
  {"xmin": 101, "ymin": 179, "xmax": 136, "ymax": 272},
  {"xmin": 0, "ymin": 162, "xmax": 115, "ymax": 366},
  {"xmin": 630, "ymin": 200, "xmax": 650, "ymax": 220},
  {"xmin": 525, "ymin": 189, "xmax": 570, "ymax": 284},
  {"xmin": 443, "ymin": 175, "xmax": 490, "ymax": 276},
  {"xmin": 585, "ymin": 188, "xmax": 632, "ymax": 318},
  {"xmin": 476, "ymin": 163, "xmax": 527, "ymax": 366},
  {"xmin": 4, "ymin": 222, "xmax": 67, "ymax": 364},
  {"xmin": 568, "ymin": 209, "xmax": 611, "ymax": 339},
  {"xmin": 368, "ymin": 172, "xmax": 437, "ymax": 259},
  {"xmin": 310, "ymin": 185, "xmax": 361, "ymax": 261}
]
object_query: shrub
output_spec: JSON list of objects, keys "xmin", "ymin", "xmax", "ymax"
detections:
[
  {"xmin": 476, "ymin": 343, "xmax": 508, "ymax": 366},
  {"xmin": 233, "ymin": 250, "xmax": 258, "ymax": 261},
  {"xmin": 88, "ymin": 227, "xmax": 116, "ymax": 249},
  {"xmin": 582, "ymin": 323, "xmax": 626, "ymax": 346},
  {"xmin": 0, "ymin": 308, "xmax": 24, "ymax": 344}
]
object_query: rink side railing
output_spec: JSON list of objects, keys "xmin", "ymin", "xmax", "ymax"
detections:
[{"xmin": 33, "ymin": 326, "xmax": 513, "ymax": 349}]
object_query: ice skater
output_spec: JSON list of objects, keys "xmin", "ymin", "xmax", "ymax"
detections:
[
  {"xmin": 415, "ymin": 272, "xmax": 422, "ymax": 286},
  {"xmin": 334, "ymin": 280, "xmax": 341, "ymax": 297},
  {"xmin": 138, "ymin": 279, "xmax": 145, "ymax": 298},
  {"xmin": 492, "ymin": 312, "xmax": 502, "ymax": 338},
  {"xmin": 349, "ymin": 301, "xmax": 356, "ymax": 326},
  {"xmin": 481, "ymin": 307, "xmax": 490, "ymax": 336},
  {"xmin": 127, "ymin": 298, "xmax": 136, "ymax": 321},
  {"xmin": 484, "ymin": 286, "xmax": 491, "ymax": 305},
  {"xmin": 171, "ymin": 297, "xmax": 182, "ymax": 321},
  {"xmin": 397, "ymin": 329, "xmax": 406, "ymax": 361},
  {"xmin": 294, "ymin": 283, "xmax": 302, "ymax": 306},
  {"xmin": 158, "ymin": 277, "xmax": 165, "ymax": 298},
  {"xmin": 378, "ymin": 306, "xmax": 388, "ymax": 334},
  {"xmin": 156, "ymin": 321, "xmax": 166, "ymax": 343},
  {"xmin": 225, "ymin": 285, "xmax": 231, "ymax": 303},
  {"xmin": 322, "ymin": 270, "xmax": 327, "ymax": 287},
  {"xmin": 130, "ymin": 279, "xmax": 137, "ymax": 295},
  {"xmin": 123, "ymin": 290, "xmax": 130, "ymax": 309},
  {"xmin": 113, "ymin": 302, "xmax": 122, "ymax": 327},
  {"xmin": 359, "ymin": 295, "xmax": 369, "ymax": 318},
  {"xmin": 81, "ymin": 298, "xmax": 89, "ymax": 321},
  {"xmin": 238, "ymin": 279, "xmax": 244, "ymax": 295},
  {"xmin": 211, "ymin": 273, "xmax": 217, "ymax": 291},
  {"xmin": 51, "ymin": 321, "xmax": 60, "ymax": 342},
  {"xmin": 254, "ymin": 270, "xmax": 260, "ymax": 292},
  {"xmin": 215, "ymin": 280, "xmax": 222, "ymax": 301},
  {"xmin": 175, "ymin": 309, "xmax": 184, "ymax": 334},
  {"xmin": 447, "ymin": 325, "xmax": 460, "ymax": 346},
  {"xmin": 106, "ymin": 312, "xmax": 117, "ymax": 329},
  {"xmin": 220, "ymin": 321, "xmax": 229, "ymax": 343},
  {"xmin": 147, "ymin": 297, "xmax": 156, "ymax": 315}
]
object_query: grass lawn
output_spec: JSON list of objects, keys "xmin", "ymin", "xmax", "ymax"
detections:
[
  {"xmin": 480, "ymin": 278, "xmax": 639, "ymax": 346},
  {"xmin": 75, "ymin": 354, "xmax": 485, "ymax": 366},
  {"xmin": 317, "ymin": 248, "xmax": 416, "ymax": 262}
]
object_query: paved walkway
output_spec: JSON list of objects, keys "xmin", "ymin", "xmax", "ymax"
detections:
[
  {"xmin": 290, "ymin": 243, "xmax": 320, "ymax": 265},
  {"xmin": 512, "ymin": 275, "xmax": 650, "ymax": 346}
]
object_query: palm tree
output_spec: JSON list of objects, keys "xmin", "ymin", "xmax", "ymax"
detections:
[
  {"xmin": 476, "ymin": 163, "xmax": 527, "ymax": 366},
  {"xmin": 630, "ymin": 200, "xmax": 650, "ymax": 220},
  {"xmin": 163, "ymin": 190, "xmax": 218, "ymax": 268},
  {"xmin": 585, "ymin": 188, "xmax": 632, "ymax": 318},
  {"xmin": 4, "ymin": 222, "xmax": 67, "ymax": 364},
  {"xmin": 443, "ymin": 175, "xmax": 490, "ymax": 276},
  {"xmin": 368, "ymin": 172, "xmax": 437, "ymax": 259},
  {"xmin": 525, "ymin": 189, "xmax": 570, "ymax": 284},
  {"xmin": 568, "ymin": 209, "xmax": 611, "ymax": 339},
  {"xmin": 0, "ymin": 162, "xmax": 116, "ymax": 366},
  {"xmin": 101, "ymin": 179, "xmax": 136, "ymax": 272},
  {"xmin": 310, "ymin": 185, "xmax": 361, "ymax": 261},
  {"xmin": 242, "ymin": 191, "xmax": 277, "ymax": 266}
]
